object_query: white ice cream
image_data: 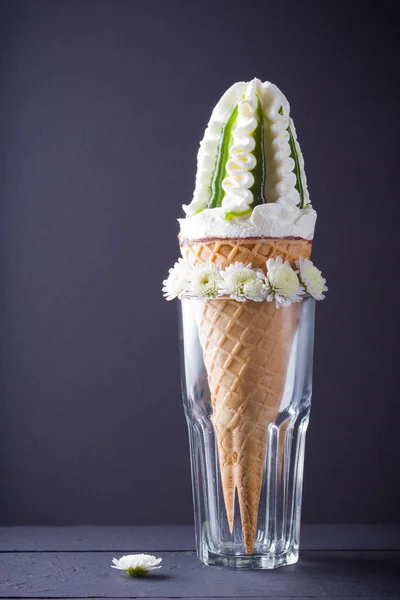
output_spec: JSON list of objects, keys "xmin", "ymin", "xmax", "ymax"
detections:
[
  {"xmin": 179, "ymin": 202, "xmax": 316, "ymax": 240},
  {"xmin": 180, "ymin": 78, "xmax": 316, "ymax": 241}
]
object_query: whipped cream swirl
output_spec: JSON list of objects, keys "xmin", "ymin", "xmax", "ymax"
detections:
[
  {"xmin": 221, "ymin": 83, "xmax": 258, "ymax": 214},
  {"xmin": 263, "ymin": 82, "xmax": 310, "ymax": 207}
]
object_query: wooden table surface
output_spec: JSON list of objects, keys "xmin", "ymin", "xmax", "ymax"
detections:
[{"xmin": 0, "ymin": 525, "xmax": 399, "ymax": 599}]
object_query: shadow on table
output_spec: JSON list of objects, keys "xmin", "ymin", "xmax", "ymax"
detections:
[
  {"xmin": 298, "ymin": 552, "xmax": 400, "ymax": 580},
  {"xmin": 128, "ymin": 574, "xmax": 174, "ymax": 581}
]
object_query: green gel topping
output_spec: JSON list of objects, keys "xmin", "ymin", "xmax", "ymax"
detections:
[
  {"xmin": 205, "ymin": 94, "xmax": 266, "ymax": 217},
  {"xmin": 207, "ymin": 105, "xmax": 239, "ymax": 209},
  {"xmin": 278, "ymin": 107, "xmax": 305, "ymax": 209},
  {"xmin": 220, "ymin": 94, "xmax": 266, "ymax": 220},
  {"xmin": 224, "ymin": 207, "xmax": 252, "ymax": 220},
  {"xmin": 288, "ymin": 127, "xmax": 305, "ymax": 208},
  {"xmin": 219, "ymin": 94, "xmax": 266, "ymax": 220}
]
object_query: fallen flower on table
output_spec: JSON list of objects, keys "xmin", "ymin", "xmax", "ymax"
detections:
[{"xmin": 111, "ymin": 554, "xmax": 162, "ymax": 577}]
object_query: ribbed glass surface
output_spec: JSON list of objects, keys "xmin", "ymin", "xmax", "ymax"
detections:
[{"xmin": 179, "ymin": 296, "xmax": 315, "ymax": 569}]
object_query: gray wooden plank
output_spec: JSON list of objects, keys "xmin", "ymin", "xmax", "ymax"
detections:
[
  {"xmin": 0, "ymin": 524, "xmax": 399, "ymax": 552},
  {"xmin": 0, "ymin": 551, "xmax": 399, "ymax": 598}
]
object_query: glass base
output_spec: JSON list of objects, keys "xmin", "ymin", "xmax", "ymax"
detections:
[{"xmin": 198, "ymin": 545, "xmax": 299, "ymax": 569}]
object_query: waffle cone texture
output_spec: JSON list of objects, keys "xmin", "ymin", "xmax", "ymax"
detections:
[{"xmin": 180, "ymin": 237, "xmax": 312, "ymax": 554}]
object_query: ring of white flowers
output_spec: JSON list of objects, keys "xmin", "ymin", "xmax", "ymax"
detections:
[{"xmin": 163, "ymin": 257, "xmax": 327, "ymax": 308}]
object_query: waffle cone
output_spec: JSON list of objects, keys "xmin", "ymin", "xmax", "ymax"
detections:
[{"xmin": 181, "ymin": 237, "xmax": 312, "ymax": 554}]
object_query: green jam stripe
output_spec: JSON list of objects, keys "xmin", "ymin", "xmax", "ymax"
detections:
[
  {"xmin": 249, "ymin": 94, "xmax": 265, "ymax": 207},
  {"xmin": 224, "ymin": 207, "xmax": 252, "ymax": 220},
  {"xmin": 207, "ymin": 105, "xmax": 238, "ymax": 209},
  {"xmin": 279, "ymin": 107, "xmax": 305, "ymax": 209},
  {"xmin": 287, "ymin": 126, "xmax": 305, "ymax": 208}
]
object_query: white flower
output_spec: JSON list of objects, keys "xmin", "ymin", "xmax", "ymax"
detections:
[
  {"xmin": 296, "ymin": 258, "xmax": 328, "ymax": 300},
  {"xmin": 162, "ymin": 258, "xmax": 191, "ymax": 301},
  {"xmin": 189, "ymin": 261, "xmax": 223, "ymax": 298},
  {"xmin": 111, "ymin": 554, "xmax": 162, "ymax": 577},
  {"xmin": 264, "ymin": 256, "xmax": 304, "ymax": 308},
  {"xmin": 220, "ymin": 262, "xmax": 266, "ymax": 302}
]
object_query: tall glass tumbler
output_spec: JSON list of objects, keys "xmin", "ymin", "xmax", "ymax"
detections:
[{"xmin": 179, "ymin": 295, "xmax": 315, "ymax": 569}]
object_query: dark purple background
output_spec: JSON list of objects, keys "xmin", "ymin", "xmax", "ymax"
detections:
[{"xmin": 0, "ymin": 0, "xmax": 399, "ymax": 525}]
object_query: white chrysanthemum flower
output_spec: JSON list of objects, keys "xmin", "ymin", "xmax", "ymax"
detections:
[
  {"xmin": 111, "ymin": 554, "xmax": 162, "ymax": 577},
  {"xmin": 264, "ymin": 256, "xmax": 304, "ymax": 308},
  {"xmin": 220, "ymin": 262, "xmax": 266, "ymax": 302},
  {"xmin": 162, "ymin": 258, "xmax": 191, "ymax": 301},
  {"xmin": 296, "ymin": 258, "xmax": 328, "ymax": 300},
  {"xmin": 189, "ymin": 261, "xmax": 223, "ymax": 298}
]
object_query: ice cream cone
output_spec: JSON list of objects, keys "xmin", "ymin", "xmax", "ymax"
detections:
[{"xmin": 180, "ymin": 236, "xmax": 312, "ymax": 553}]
